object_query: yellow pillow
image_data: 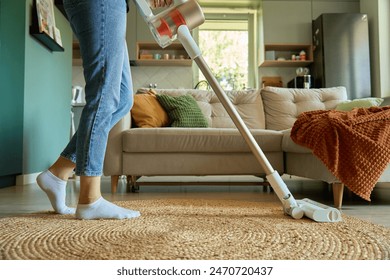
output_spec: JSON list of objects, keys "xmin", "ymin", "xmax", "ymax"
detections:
[{"xmin": 131, "ymin": 90, "xmax": 169, "ymax": 128}]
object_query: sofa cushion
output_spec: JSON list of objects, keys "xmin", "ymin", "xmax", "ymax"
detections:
[
  {"xmin": 335, "ymin": 97, "xmax": 384, "ymax": 111},
  {"xmin": 261, "ymin": 86, "xmax": 348, "ymax": 130},
  {"xmin": 122, "ymin": 128, "xmax": 282, "ymax": 153},
  {"xmin": 151, "ymin": 89, "xmax": 265, "ymax": 129},
  {"xmin": 281, "ymin": 129, "xmax": 312, "ymax": 153},
  {"xmin": 156, "ymin": 94, "xmax": 209, "ymax": 127},
  {"xmin": 131, "ymin": 92, "xmax": 170, "ymax": 128}
]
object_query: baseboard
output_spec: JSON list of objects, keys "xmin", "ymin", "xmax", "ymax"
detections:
[{"xmin": 16, "ymin": 172, "xmax": 40, "ymax": 186}]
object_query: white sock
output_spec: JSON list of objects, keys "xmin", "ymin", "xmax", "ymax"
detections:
[
  {"xmin": 36, "ymin": 170, "xmax": 76, "ymax": 215},
  {"xmin": 76, "ymin": 197, "xmax": 141, "ymax": 220}
]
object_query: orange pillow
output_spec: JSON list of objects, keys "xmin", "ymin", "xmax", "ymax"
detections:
[{"xmin": 131, "ymin": 90, "xmax": 169, "ymax": 128}]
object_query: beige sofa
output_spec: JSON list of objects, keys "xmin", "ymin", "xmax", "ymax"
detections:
[{"xmin": 103, "ymin": 86, "xmax": 390, "ymax": 207}]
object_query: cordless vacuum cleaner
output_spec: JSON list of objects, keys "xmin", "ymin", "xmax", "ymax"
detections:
[{"xmin": 133, "ymin": 0, "xmax": 342, "ymax": 223}]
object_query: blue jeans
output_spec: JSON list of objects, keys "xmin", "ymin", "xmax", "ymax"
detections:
[{"xmin": 61, "ymin": 0, "xmax": 133, "ymax": 176}]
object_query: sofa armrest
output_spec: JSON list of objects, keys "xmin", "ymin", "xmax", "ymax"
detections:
[{"xmin": 103, "ymin": 113, "xmax": 131, "ymax": 176}]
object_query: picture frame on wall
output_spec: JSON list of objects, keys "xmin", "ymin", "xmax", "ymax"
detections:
[
  {"xmin": 29, "ymin": 0, "xmax": 64, "ymax": 52},
  {"xmin": 36, "ymin": 0, "xmax": 56, "ymax": 39}
]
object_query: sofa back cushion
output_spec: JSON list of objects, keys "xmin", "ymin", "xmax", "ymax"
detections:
[
  {"xmin": 153, "ymin": 89, "xmax": 265, "ymax": 129},
  {"xmin": 261, "ymin": 86, "xmax": 348, "ymax": 130}
]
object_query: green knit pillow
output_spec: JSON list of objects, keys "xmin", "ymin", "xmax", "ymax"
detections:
[{"xmin": 156, "ymin": 94, "xmax": 208, "ymax": 127}]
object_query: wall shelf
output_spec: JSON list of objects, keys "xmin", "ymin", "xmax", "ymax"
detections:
[
  {"xmin": 30, "ymin": 25, "xmax": 64, "ymax": 52},
  {"xmin": 261, "ymin": 60, "xmax": 313, "ymax": 67},
  {"xmin": 260, "ymin": 44, "xmax": 313, "ymax": 67},
  {"xmin": 71, "ymin": 41, "xmax": 192, "ymax": 66},
  {"xmin": 135, "ymin": 59, "xmax": 192, "ymax": 66},
  {"xmin": 136, "ymin": 42, "xmax": 192, "ymax": 67}
]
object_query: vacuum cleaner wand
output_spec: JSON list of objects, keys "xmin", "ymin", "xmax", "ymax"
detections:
[
  {"xmin": 178, "ymin": 25, "xmax": 304, "ymax": 220},
  {"xmin": 134, "ymin": 0, "xmax": 342, "ymax": 223}
]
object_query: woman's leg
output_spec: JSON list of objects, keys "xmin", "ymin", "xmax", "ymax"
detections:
[
  {"xmin": 55, "ymin": 42, "xmax": 133, "ymax": 177},
  {"xmin": 38, "ymin": 0, "xmax": 138, "ymax": 219},
  {"xmin": 65, "ymin": 0, "xmax": 138, "ymax": 220},
  {"xmin": 38, "ymin": 43, "xmax": 134, "ymax": 216}
]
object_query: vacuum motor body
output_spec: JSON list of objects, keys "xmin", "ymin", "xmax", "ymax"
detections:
[{"xmin": 134, "ymin": 0, "xmax": 205, "ymax": 48}]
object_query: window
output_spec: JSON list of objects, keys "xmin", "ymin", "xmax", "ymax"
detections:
[
  {"xmin": 199, "ymin": 20, "xmax": 248, "ymax": 90},
  {"xmin": 194, "ymin": 11, "xmax": 258, "ymax": 90}
]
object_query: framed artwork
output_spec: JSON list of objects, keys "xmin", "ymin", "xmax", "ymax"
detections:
[
  {"xmin": 30, "ymin": 0, "xmax": 64, "ymax": 51},
  {"xmin": 36, "ymin": 0, "xmax": 56, "ymax": 39}
]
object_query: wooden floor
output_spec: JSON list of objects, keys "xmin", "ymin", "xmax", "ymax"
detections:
[{"xmin": 1, "ymin": 175, "xmax": 390, "ymax": 228}]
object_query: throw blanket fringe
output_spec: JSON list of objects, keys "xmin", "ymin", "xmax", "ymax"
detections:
[{"xmin": 291, "ymin": 106, "xmax": 390, "ymax": 201}]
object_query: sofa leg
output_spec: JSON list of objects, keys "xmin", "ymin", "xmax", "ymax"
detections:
[
  {"xmin": 111, "ymin": 175, "xmax": 120, "ymax": 194},
  {"xmin": 332, "ymin": 183, "xmax": 344, "ymax": 209}
]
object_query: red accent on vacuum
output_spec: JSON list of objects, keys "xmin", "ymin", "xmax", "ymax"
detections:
[
  {"xmin": 156, "ymin": 18, "xmax": 173, "ymax": 38},
  {"xmin": 170, "ymin": 9, "xmax": 187, "ymax": 28},
  {"xmin": 156, "ymin": 9, "xmax": 187, "ymax": 38}
]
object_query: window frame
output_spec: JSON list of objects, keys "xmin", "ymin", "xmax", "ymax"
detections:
[{"xmin": 193, "ymin": 7, "xmax": 259, "ymax": 89}]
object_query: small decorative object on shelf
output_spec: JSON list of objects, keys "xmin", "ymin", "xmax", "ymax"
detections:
[
  {"xmin": 299, "ymin": 50, "xmax": 306, "ymax": 61},
  {"xmin": 30, "ymin": 0, "xmax": 64, "ymax": 52}
]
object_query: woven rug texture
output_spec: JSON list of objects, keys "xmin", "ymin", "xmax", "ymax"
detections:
[{"xmin": 1, "ymin": 199, "xmax": 389, "ymax": 260}]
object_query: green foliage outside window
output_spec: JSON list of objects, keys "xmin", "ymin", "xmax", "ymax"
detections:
[{"xmin": 199, "ymin": 30, "xmax": 248, "ymax": 90}]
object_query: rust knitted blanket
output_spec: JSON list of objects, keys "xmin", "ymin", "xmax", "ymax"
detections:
[{"xmin": 291, "ymin": 106, "xmax": 390, "ymax": 201}]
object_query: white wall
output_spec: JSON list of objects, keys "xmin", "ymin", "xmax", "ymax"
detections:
[
  {"xmin": 380, "ymin": 0, "xmax": 390, "ymax": 98},
  {"xmin": 131, "ymin": 66, "xmax": 193, "ymax": 90},
  {"xmin": 262, "ymin": 1, "xmax": 312, "ymax": 44},
  {"xmin": 361, "ymin": 0, "xmax": 390, "ymax": 98}
]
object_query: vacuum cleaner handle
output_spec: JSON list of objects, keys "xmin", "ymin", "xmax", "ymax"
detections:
[{"xmin": 133, "ymin": 0, "xmax": 154, "ymax": 21}]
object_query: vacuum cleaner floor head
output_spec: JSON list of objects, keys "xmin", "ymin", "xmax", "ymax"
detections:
[{"xmin": 297, "ymin": 198, "xmax": 342, "ymax": 222}]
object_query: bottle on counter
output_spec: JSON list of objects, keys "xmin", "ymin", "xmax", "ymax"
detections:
[{"xmin": 304, "ymin": 75, "xmax": 311, "ymax": 89}]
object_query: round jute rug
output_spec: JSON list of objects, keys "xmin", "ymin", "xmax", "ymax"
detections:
[{"xmin": 1, "ymin": 199, "xmax": 389, "ymax": 260}]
